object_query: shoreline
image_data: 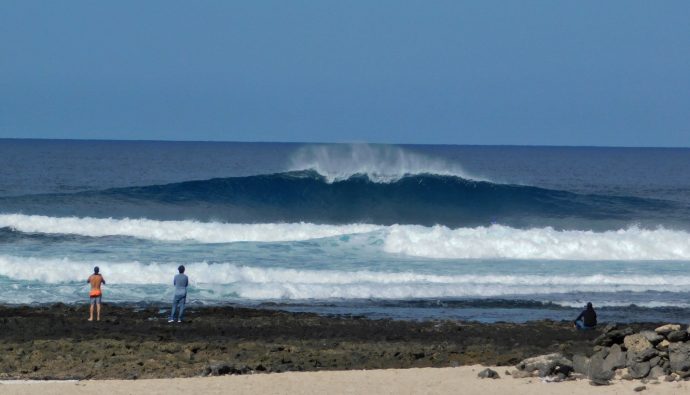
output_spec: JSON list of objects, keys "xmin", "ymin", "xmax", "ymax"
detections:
[
  {"xmin": 0, "ymin": 304, "xmax": 670, "ymax": 380},
  {"xmin": 1, "ymin": 367, "xmax": 688, "ymax": 395}
]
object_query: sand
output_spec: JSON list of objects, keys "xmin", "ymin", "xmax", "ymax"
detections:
[{"xmin": 2, "ymin": 366, "xmax": 688, "ymax": 395}]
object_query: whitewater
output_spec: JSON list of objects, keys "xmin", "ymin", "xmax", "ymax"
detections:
[{"xmin": 2, "ymin": 214, "xmax": 690, "ymax": 261}]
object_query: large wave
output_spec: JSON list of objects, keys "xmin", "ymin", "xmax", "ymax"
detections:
[
  {"xmin": 2, "ymin": 255, "xmax": 690, "ymax": 300},
  {"xmin": 3, "ymin": 215, "xmax": 690, "ymax": 261},
  {"xmin": 1, "ymin": 170, "xmax": 686, "ymax": 229}
]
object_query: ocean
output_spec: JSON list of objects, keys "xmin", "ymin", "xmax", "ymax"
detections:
[{"xmin": 1, "ymin": 139, "xmax": 690, "ymax": 323}]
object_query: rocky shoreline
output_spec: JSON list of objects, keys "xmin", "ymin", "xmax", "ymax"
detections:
[
  {"xmin": 478, "ymin": 322, "xmax": 690, "ymax": 387},
  {"xmin": 0, "ymin": 304, "xmax": 672, "ymax": 380}
]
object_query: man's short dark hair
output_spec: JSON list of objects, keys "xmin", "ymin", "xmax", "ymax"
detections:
[
  {"xmin": 178, "ymin": 265, "xmax": 185, "ymax": 273},
  {"xmin": 94, "ymin": 266, "xmax": 100, "ymax": 274}
]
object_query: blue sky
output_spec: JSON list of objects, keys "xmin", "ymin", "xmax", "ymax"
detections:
[{"xmin": 1, "ymin": 1, "xmax": 689, "ymax": 146}]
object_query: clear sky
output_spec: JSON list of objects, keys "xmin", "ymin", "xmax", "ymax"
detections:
[{"xmin": 1, "ymin": 1, "xmax": 689, "ymax": 146}]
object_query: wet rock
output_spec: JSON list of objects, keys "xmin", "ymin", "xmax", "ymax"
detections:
[
  {"xmin": 515, "ymin": 353, "xmax": 573, "ymax": 377},
  {"xmin": 477, "ymin": 368, "xmax": 500, "ymax": 379},
  {"xmin": 639, "ymin": 331, "xmax": 664, "ymax": 345},
  {"xmin": 655, "ymin": 324, "xmax": 681, "ymax": 335},
  {"xmin": 628, "ymin": 361, "xmax": 651, "ymax": 379},
  {"xmin": 669, "ymin": 342, "xmax": 690, "ymax": 373},
  {"xmin": 667, "ymin": 330, "xmax": 688, "ymax": 343},
  {"xmin": 602, "ymin": 344, "xmax": 626, "ymax": 371},
  {"xmin": 624, "ymin": 334, "xmax": 653, "ymax": 355}
]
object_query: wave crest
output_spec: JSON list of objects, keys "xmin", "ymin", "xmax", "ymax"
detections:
[{"xmin": 288, "ymin": 143, "xmax": 480, "ymax": 183}]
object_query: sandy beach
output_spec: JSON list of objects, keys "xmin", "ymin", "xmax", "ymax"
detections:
[{"xmin": 2, "ymin": 366, "xmax": 689, "ymax": 395}]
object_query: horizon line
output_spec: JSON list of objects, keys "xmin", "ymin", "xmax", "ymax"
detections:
[{"xmin": 0, "ymin": 137, "xmax": 688, "ymax": 150}]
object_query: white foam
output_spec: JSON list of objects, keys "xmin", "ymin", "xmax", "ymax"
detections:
[
  {"xmin": 383, "ymin": 224, "xmax": 690, "ymax": 260},
  {"xmin": 0, "ymin": 214, "xmax": 381, "ymax": 243},
  {"xmin": 3, "ymin": 214, "xmax": 690, "ymax": 261},
  {"xmin": 288, "ymin": 143, "xmax": 481, "ymax": 183},
  {"xmin": 3, "ymin": 255, "xmax": 690, "ymax": 300}
]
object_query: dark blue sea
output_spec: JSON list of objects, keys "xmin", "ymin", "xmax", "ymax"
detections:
[{"xmin": 1, "ymin": 139, "xmax": 690, "ymax": 323}]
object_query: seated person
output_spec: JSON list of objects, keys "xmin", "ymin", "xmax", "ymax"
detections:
[{"xmin": 574, "ymin": 302, "xmax": 597, "ymax": 330}]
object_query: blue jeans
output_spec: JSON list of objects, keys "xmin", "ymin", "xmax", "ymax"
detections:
[
  {"xmin": 170, "ymin": 293, "xmax": 186, "ymax": 321},
  {"xmin": 575, "ymin": 320, "xmax": 595, "ymax": 330}
]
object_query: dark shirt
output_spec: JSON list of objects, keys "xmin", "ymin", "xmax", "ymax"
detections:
[{"xmin": 575, "ymin": 308, "xmax": 597, "ymax": 327}]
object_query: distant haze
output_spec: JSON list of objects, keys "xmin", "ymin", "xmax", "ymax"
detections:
[{"xmin": 1, "ymin": 1, "xmax": 689, "ymax": 147}]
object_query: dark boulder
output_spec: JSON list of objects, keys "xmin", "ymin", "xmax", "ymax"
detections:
[
  {"xmin": 667, "ymin": 330, "xmax": 688, "ymax": 343},
  {"xmin": 595, "ymin": 327, "xmax": 633, "ymax": 347},
  {"xmin": 589, "ymin": 350, "xmax": 615, "ymax": 381},
  {"xmin": 572, "ymin": 354, "xmax": 589, "ymax": 375},
  {"xmin": 648, "ymin": 366, "xmax": 666, "ymax": 379},
  {"xmin": 628, "ymin": 361, "xmax": 651, "ymax": 379},
  {"xmin": 629, "ymin": 348, "xmax": 657, "ymax": 363},
  {"xmin": 477, "ymin": 368, "xmax": 500, "ymax": 379},
  {"xmin": 669, "ymin": 342, "xmax": 690, "ymax": 373},
  {"xmin": 602, "ymin": 344, "xmax": 626, "ymax": 371}
]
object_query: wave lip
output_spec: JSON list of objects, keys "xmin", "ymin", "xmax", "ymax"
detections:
[
  {"xmin": 0, "ymin": 214, "xmax": 381, "ymax": 243},
  {"xmin": 383, "ymin": 224, "xmax": 690, "ymax": 261},
  {"xmin": 288, "ymin": 143, "xmax": 481, "ymax": 183}
]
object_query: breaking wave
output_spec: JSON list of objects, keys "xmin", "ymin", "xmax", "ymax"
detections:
[
  {"xmin": 288, "ymin": 143, "xmax": 480, "ymax": 183},
  {"xmin": 3, "ymin": 215, "xmax": 690, "ymax": 261},
  {"xmin": 1, "ymin": 170, "xmax": 685, "ymax": 228},
  {"xmin": 0, "ymin": 214, "xmax": 380, "ymax": 243},
  {"xmin": 383, "ymin": 224, "xmax": 690, "ymax": 260}
]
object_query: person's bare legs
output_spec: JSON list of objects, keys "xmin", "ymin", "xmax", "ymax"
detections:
[
  {"xmin": 96, "ymin": 303, "xmax": 101, "ymax": 321},
  {"xmin": 88, "ymin": 303, "xmax": 94, "ymax": 321}
]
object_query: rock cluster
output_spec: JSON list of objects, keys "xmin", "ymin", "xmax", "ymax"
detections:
[{"xmin": 510, "ymin": 323, "xmax": 690, "ymax": 385}]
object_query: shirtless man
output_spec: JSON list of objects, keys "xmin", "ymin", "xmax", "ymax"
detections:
[{"xmin": 87, "ymin": 266, "xmax": 106, "ymax": 321}]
